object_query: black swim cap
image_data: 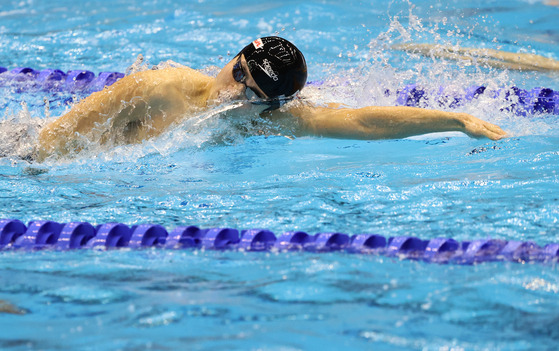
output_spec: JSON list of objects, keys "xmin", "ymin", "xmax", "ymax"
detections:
[{"xmin": 238, "ymin": 36, "xmax": 307, "ymax": 99}]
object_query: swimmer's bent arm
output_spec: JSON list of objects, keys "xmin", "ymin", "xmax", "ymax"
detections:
[
  {"xmin": 37, "ymin": 69, "xmax": 196, "ymax": 160},
  {"xmin": 288, "ymin": 104, "xmax": 506, "ymax": 140}
]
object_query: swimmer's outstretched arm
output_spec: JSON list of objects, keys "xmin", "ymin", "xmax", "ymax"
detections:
[
  {"xmin": 393, "ymin": 43, "xmax": 559, "ymax": 72},
  {"xmin": 288, "ymin": 104, "xmax": 506, "ymax": 140}
]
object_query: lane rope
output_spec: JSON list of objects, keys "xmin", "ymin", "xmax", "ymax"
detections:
[
  {"xmin": 1, "ymin": 219, "xmax": 557, "ymax": 264},
  {"xmin": 0, "ymin": 66, "xmax": 124, "ymax": 93},
  {"xmin": 1, "ymin": 66, "xmax": 558, "ymax": 115}
]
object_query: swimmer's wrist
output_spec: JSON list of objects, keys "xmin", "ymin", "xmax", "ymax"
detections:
[{"xmin": 452, "ymin": 112, "xmax": 470, "ymax": 133}]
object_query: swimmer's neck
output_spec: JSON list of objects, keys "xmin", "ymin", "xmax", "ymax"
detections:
[{"xmin": 206, "ymin": 56, "xmax": 247, "ymax": 103}]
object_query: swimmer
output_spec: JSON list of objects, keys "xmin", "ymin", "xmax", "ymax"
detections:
[
  {"xmin": 0, "ymin": 299, "xmax": 26, "ymax": 315},
  {"xmin": 35, "ymin": 36, "xmax": 506, "ymax": 161},
  {"xmin": 393, "ymin": 43, "xmax": 559, "ymax": 72}
]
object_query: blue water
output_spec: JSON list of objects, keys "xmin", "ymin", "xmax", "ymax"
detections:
[{"xmin": 1, "ymin": 0, "xmax": 559, "ymax": 349}]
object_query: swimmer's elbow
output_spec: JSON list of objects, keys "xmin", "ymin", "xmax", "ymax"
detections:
[
  {"xmin": 35, "ymin": 131, "xmax": 55, "ymax": 161},
  {"xmin": 36, "ymin": 124, "xmax": 71, "ymax": 160}
]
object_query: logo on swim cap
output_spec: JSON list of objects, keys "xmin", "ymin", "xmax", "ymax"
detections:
[
  {"xmin": 252, "ymin": 38, "xmax": 264, "ymax": 49},
  {"xmin": 258, "ymin": 59, "xmax": 279, "ymax": 82}
]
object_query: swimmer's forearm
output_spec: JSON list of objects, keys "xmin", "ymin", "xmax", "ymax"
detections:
[
  {"xmin": 299, "ymin": 106, "xmax": 506, "ymax": 140},
  {"xmin": 302, "ymin": 106, "xmax": 462, "ymax": 139}
]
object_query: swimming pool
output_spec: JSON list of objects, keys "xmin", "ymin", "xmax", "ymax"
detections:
[{"xmin": 1, "ymin": 0, "xmax": 559, "ymax": 349}]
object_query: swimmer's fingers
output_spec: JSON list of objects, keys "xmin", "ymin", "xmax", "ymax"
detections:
[
  {"xmin": 483, "ymin": 124, "xmax": 507, "ymax": 141},
  {"xmin": 459, "ymin": 113, "xmax": 507, "ymax": 140},
  {"xmin": 477, "ymin": 119, "xmax": 507, "ymax": 140}
]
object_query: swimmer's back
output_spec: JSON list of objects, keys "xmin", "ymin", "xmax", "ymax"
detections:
[{"xmin": 37, "ymin": 66, "xmax": 213, "ymax": 159}]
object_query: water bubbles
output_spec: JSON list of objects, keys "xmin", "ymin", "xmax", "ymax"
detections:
[
  {"xmin": 43, "ymin": 97, "xmax": 50, "ymax": 119},
  {"xmin": 125, "ymin": 54, "xmax": 149, "ymax": 75}
]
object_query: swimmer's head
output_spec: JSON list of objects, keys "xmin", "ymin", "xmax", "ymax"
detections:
[{"xmin": 236, "ymin": 36, "xmax": 307, "ymax": 100}]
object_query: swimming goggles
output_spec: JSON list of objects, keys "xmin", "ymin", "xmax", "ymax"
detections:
[{"xmin": 232, "ymin": 56, "xmax": 294, "ymax": 111}]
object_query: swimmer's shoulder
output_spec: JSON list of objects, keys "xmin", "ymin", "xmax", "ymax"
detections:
[
  {"xmin": 126, "ymin": 66, "xmax": 212, "ymax": 84},
  {"xmin": 107, "ymin": 66, "xmax": 213, "ymax": 96},
  {"xmin": 86, "ymin": 66, "xmax": 213, "ymax": 102}
]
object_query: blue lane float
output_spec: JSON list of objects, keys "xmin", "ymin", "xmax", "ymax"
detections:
[
  {"xmin": 0, "ymin": 66, "xmax": 124, "ymax": 93},
  {"xmin": 393, "ymin": 84, "xmax": 559, "ymax": 116},
  {"xmin": 2, "ymin": 66, "xmax": 559, "ymax": 115},
  {"xmin": 1, "ymin": 218, "xmax": 558, "ymax": 264},
  {"xmin": 309, "ymin": 80, "xmax": 559, "ymax": 116}
]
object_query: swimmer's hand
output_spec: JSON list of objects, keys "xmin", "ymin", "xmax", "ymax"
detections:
[{"xmin": 456, "ymin": 113, "xmax": 507, "ymax": 140}]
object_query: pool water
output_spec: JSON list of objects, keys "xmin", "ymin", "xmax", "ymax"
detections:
[{"xmin": 1, "ymin": 0, "xmax": 559, "ymax": 349}]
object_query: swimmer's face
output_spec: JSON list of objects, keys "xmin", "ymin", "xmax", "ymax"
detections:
[
  {"xmin": 231, "ymin": 55, "xmax": 269, "ymax": 100},
  {"xmin": 213, "ymin": 55, "xmax": 271, "ymax": 110}
]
